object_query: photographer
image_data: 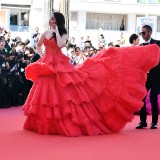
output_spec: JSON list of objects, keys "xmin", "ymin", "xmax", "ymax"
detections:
[
  {"xmin": 0, "ymin": 26, "xmax": 8, "ymax": 37},
  {"xmin": 25, "ymin": 46, "xmax": 40, "ymax": 63},
  {"xmin": 8, "ymin": 54, "xmax": 28, "ymax": 106},
  {"xmin": 32, "ymin": 27, "xmax": 40, "ymax": 48},
  {"xmin": 0, "ymin": 38, "xmax": 10, "ymax": 108}
]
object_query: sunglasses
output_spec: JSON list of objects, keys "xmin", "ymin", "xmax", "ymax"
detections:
[{"xmin": 139, "ymin": 31, "xmax": 149, "ymax": 36}]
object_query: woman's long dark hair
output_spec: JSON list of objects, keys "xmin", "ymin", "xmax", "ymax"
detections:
[{"xmin": 51, "ymin": 12, "xmax": 67, "ymax": 40}]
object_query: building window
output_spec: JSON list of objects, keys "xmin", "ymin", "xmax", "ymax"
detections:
[
  {"xmin": 71, "ymin": 12, "xmax": 78, "ymax": 21},
  {"xmin": 10, "ymin": 11, "xmax": 30, "ymax": 32},
  {"xmin": 86, "ymin": 13, "xmax": 127, "ymax": 30},
  {"xmin": 136, "ymin": 15, "xmax": 159, "ymax": 33},
  {"xmin": 10, "ymin": 15, "xmax": 18, "ymax": 25},
  {"xmin": 70, "ymin": 12, "xmax": 78, "ymax": 28},
  {"xmin": 20, "ymin": 12, "xmax": 29, "ymax": 26},
  {"xmin": 137, "ymin": 0, "xmax": 160, "ymax": 3}
]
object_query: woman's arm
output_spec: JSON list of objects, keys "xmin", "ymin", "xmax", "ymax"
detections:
[
  {"xmin": 54, "ymin": 26, "xmax": 67, "ymax": 48},
  {"xmin": 36, "ymin": 31, "xmax": 47, "ymax": 56}
]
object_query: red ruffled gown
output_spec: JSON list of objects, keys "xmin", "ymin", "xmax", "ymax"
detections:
[{"xmin": 22, "ymin": 37, "xmax": 160, "ymax": 136}]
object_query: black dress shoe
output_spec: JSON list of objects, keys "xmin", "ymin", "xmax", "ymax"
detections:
[
  {"xmin": 136, "ymin": 122, "xmax": 147, "ymax": 129},
  {"xmin": 150, "ymin": 123, "xmax": 157, "ymax": 129}
]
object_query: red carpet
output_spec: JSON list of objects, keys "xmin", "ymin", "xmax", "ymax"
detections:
[{"xmin": 0, "ymin": 106, "xmax": 160, "ymax": 160}]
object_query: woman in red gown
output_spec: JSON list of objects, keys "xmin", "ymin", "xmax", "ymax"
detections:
[{"xmin": 22, "ymin": 12, "xmax": 160, "ymax": 136}]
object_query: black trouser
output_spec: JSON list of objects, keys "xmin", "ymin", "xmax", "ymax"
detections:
[{"xmin": 140, "ymin": 76, "xmax": 160, "ymax": 124}]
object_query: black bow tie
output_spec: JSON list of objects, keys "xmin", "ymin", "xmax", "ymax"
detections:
[{"xmin": 142, "ymin": 42, "xmax": 149, "ymax": 46}]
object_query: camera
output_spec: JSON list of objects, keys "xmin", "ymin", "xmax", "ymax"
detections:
[{"xmin": 4, "ymin": 30, "xmax": 8, "ymax": 34}]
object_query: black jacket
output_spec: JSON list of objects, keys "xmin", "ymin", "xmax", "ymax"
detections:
[{"xmin": 141, "ymin": 38, "xmax": 160, "ymax": 83}]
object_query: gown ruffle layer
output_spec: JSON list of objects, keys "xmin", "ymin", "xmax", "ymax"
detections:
[{"xmin": 22, "ymin": 38, "xmax": 160, "ymax": 136}]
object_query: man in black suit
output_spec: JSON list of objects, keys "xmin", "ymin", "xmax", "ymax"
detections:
[{"xmin": 136, "ymin": 25, "xmax": 160, "ymax": 129}]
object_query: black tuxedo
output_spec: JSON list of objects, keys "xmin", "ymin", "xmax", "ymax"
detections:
[{"xmin": 139, "ymin": 38, "xmax": 160, "ymax": 124}]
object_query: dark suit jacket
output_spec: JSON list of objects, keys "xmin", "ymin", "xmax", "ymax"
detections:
[{"xmin": 141, "ymin": 38, "xmax": 160, "ymax": 84}]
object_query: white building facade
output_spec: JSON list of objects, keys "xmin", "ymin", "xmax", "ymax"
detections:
[{"xmin": 1, "ymin": 0, "xmax": 160, "ymax": 46}]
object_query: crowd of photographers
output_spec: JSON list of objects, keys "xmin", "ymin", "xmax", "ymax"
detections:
[{"xmin": 0, "ymin": 28, "xmax": 40, "ymax": 108}]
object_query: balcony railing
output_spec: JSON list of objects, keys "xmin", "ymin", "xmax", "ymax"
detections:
[{"xmin": 10, "ymin": 25, "xmax": 34, "ymax": 32}]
